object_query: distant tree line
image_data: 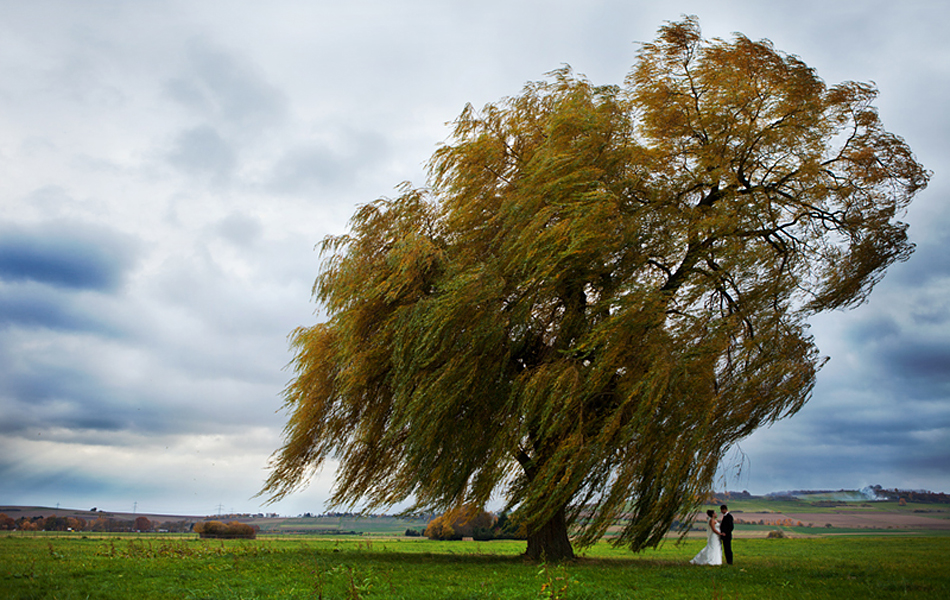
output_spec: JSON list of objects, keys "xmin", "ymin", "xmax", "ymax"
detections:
[
  {"xmin": 0, "ymin": 514, "xmax": 195, "ymax": 533},
  {"xmin": 862, "ymin": 486, "xmax": 949, "ymax": 504},
  {"xmin": 776, "ymin": 486, "xmax": 950, "ymax": 504},
  {"xmin": 706, "ymin": 491, "xmax": 755, "ymax": 503}
]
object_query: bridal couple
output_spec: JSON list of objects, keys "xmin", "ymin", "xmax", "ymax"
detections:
[{"xmin": 690, "ymin": 504, "xmax": 734, "ymax": 566}]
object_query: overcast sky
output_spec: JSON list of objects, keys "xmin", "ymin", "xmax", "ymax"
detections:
[{"xmin": 1, "ymin": 0, "xmax": 947, "ymax": 517}]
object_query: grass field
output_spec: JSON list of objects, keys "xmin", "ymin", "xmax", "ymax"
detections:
[
  {"xmin": 257, "ymin": 514, "xmax": 431, "ymax": 535},
  {"xmin": 2, "ymin": 532, "xmax": 948, "ymax": 599}
]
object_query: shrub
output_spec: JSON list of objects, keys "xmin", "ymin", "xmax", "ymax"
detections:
[
  {"xmin": 194, "ymin": 520, "xmax": 257, "ymax": 539},
  {"xmin": 425, "ymin": 505, "xmax": 496, "ymax": 541}
]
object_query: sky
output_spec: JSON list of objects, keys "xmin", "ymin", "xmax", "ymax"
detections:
[{"xmin": 0, "ymin": 0, "xmax": 947, "ymax": 518}]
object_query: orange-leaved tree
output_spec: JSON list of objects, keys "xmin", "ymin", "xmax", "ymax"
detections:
[
  {"xmin": 134, "ymin": 516, "xmax": 152, "ymax": 532},
  {"xmin": 260, "ymin": 17, "xmax": 928, "ymax": 561},
  {"xmin": 424, "ymin": 504, "xmax": 497, "ymax": 540}
]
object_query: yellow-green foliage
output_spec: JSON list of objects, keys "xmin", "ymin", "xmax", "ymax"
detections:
[{"xmin": 261, "ymin": 16, "xmax": 929, "ymax": 562}]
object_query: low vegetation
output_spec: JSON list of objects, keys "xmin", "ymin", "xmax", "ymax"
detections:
[
  {"xmin": 423, "ymin": 505, "xmax": 526, "ymax": 541},
  {"xmin": 193, "ymin": 520, "xmax": 258, "ymax": 539},
  {"xmin": 1, "ymin": 532, "xmax": 948, "ymax": 599}
]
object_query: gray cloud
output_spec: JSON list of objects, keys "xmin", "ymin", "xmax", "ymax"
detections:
[
  {"xmin": 266, "ymin": 129, "xmax": 390, "ymax": 194},
  {"xmin": 0, "ymin": 221, "xmax": 139, "ymax": 292},
  {"xmin": 0, "ymin": 0, "xmax": 948, "ymax": 518},
  {"xmin": 215, "ymin": 213, "xmax": 263, "ymax": 247},
  {"xmin": 166, "ymin": 125, "xmax": 237, "ymax": 180},
  {"xmin": 0, "ymin": 284, "xmax": 116, "ymax": 333},
  {"xmin": 165, "ymin": 39, "xmax": 288, "ymax": 131},
  {"xmin": 883, "ymin": 343, "xmax": 950, "ymax": 390},
  {"xmin": 0, "ymin": 457, "xmax": 123, "ymax": 500},
  {"xmin": 0, "ymin": 332, "xmax": 149, "ymax": 434},
  {"xmin": 892, "ymin": 235, "xmax": 950, "ymax": 290},
  {"xmin": 268, "ymin": 145, "xmax": 351, "ymax": 191}
]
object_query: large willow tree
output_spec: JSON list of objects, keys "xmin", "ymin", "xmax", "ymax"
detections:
[{"xmin": 261, "ymin": 18, "xmax": 928, "ymax": 560}]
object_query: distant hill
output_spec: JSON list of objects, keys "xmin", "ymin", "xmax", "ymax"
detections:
[
  {"xmin": 4, "ymin": 485, "xmax": 948, "ymax": 534},
  {"xmin": 709, "ymin": 486, "xmax": 950, "ymax": 505},
  {"xmin": 0, "ymin": 506, "xmax": 204, "ymax": 521}
]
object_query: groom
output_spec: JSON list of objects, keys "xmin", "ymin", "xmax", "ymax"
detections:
[{"xmin": 719, "ymin": 505, "xmax": 734, "ymax": 565}]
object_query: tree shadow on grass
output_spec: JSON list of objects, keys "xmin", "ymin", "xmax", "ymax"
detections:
[{"xmin": 285, "ymin": 545, "xmax": 687, "ymax": 569}]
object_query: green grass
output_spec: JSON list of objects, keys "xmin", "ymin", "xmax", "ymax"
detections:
[
  {"xmin": 2, "ymin": 533, "xmax": 948, "ymax": 599},
  {"xmin": 261, "ymin": 515, "xmax": 430, "ymax": 535}
]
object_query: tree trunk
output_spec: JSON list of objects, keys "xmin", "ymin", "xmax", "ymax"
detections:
[{"xmin": 524, "ymin": 505, "xmax": 575, "ymax": 562}]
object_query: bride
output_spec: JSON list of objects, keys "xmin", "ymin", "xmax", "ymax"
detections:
[{"xmin": 690, "ymin": 509, "xmax": 723, "ymax": 566}]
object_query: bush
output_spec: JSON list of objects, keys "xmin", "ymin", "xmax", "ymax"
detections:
[
  {"xmin": 194, "ymin": 520, "xmax": 257, "ymax": 539},
  {"xmin": 425, "ymin": 505, "xmax": 496, "ymax": 541}
]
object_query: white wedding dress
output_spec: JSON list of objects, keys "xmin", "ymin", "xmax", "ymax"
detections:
[{"xmin": 690, "ymin": 520, "xmax": 723, "ymax": 566}]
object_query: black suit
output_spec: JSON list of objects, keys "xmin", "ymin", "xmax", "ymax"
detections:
[{"xmin": 720, "ymin": 512, "xmax": 734, "ymax": 564}]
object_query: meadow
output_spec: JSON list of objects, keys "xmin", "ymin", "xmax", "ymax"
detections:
[{"xmin": 2, "ymin": 532, "xmax": 948, "ymax": 599}]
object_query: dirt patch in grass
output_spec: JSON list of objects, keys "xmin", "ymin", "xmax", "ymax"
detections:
[{"xmin": 733, "ymin": 511, "xmax": 950, "ymax": 530}]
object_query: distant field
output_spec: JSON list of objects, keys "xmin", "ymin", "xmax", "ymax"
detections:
[
  {"xmin": 5, "ymin": 496, "xmax": 949, "ymax": 539},
  {"xmin": 255, "ymin": 514, "xmax": 431, "ymax": 535},
  {"xmin": 1, "ymin": 532, "xmax": 948, "ymax": 599},
  {"xmin": 695, "ymin": 498, "xmax": 950, "ymax": 534},
  {"xmin": 0, "ymin": 505, "xmax": 201, "ymax": 522},
  {"xmin": 0, "ymin": 506, "xmax": 431, "ymax": 536},
  {"xmin": 703, "ymin": 497, "xmax": 950, "ymax": 515}
]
